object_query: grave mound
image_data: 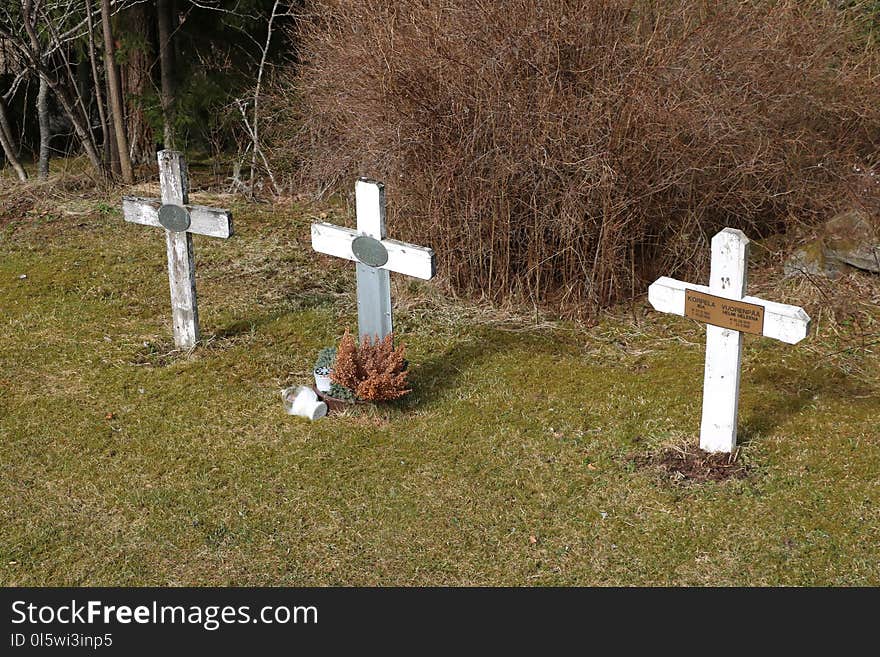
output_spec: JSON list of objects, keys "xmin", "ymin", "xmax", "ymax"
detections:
[{"xmin": 634, "ymin": 446, "xmax": 750, "ymax": 483}]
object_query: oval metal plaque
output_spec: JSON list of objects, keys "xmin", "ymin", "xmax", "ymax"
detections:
[
  {"xmin": 351, "ymin": 235, "xmax": 388, "ymax": 268},
  {"xmin": 158, "ymin": 204, "xmax": 191, "ymax": 232}
]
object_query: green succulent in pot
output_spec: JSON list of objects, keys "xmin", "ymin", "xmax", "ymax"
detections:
[{"xmin": 328, "ymin": 382, "xmax": 357, "ymax": 403}]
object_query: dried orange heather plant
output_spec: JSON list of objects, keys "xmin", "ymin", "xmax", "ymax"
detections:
[{"xmin": 330, "ymin": 329, "xmax": 410, "ymax": 402}]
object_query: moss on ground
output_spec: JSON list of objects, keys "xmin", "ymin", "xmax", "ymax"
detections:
[{"xmin": 1, "ymin": 184, "xmax": 878, "ymax": 585}]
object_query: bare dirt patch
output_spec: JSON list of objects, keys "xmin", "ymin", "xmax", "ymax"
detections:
[
  {"xmin": 633, "ymin": 444, "xmax": 750, "ymax": 483},
  {"xmin": 0, "ymin": 195, "xmax": 36, "ymax": 227}
]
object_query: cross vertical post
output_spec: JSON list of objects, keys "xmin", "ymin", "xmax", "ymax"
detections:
[
  {"xmin": 647, "ymin": 227, "xmax": 810, "ymax": 453},
  {"xmin": 159, "ymin": 150, "xmax": 199, "ymax": 349},
  {"xmin": 310, "ymin": 178, "xmax": 436, "ymax": 344},
  {"xmin": 355, "ymin": 179, "xmax": 392, "ymax": 342},
  {"xmin": 122, "ymin": 150, "xmax": 233, "ymax": 350},
  {"xmin": 699, "ymin": 228, "xmax": 748, "ymax": 452}
]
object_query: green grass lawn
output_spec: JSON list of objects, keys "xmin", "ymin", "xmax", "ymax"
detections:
[{"xmin": 1, "ymin": 179, "xmax": 879, "ymax": 585}]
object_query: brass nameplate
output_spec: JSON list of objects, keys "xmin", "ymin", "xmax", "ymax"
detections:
[{"xmin": 684, "ymin": 289, "xmax": 765, "ymax": 335}]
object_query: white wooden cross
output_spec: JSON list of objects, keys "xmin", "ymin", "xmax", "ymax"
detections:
[
  {"xmin": 311, "ymin": 178, "xmax": 435, "ymax": 342},
  {"xmin": 122, "ymin": 150, "xmax": 233, "ymax": 349},
  {"xmin": 648, "ymin": 228, "xmax": 810, "ymax": 453}
]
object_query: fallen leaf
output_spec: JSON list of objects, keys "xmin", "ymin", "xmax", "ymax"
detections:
[
  {"xmin": 587, "ymin": 463, "xmax": 598, "ymax": 471},
  {"xmin": 529, "ymin": 535, "xmax": 537, "ymax": 544}
]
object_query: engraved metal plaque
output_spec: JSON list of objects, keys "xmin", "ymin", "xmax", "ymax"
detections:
[
  {"xmin": 351, "ymin": 235, "xmax": 389, "ymax": 268},
  {"xmin": 684, "ymin": 289, "xmax": 765, "ymax": 335},
  {"xmin": 158, "ymin": 204, "xmax": 192, "ymax": 232}
]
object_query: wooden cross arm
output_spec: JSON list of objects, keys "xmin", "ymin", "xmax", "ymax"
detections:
[
  {"xmin": 311, "ymin": 222, "xmax": 436, "ymax": 280},
  {"xmin": 648, "ymin": 276, "xmax": 811, "ymax": 345},
  {"xmin": 122, "ymin": 196, "xmax": 234, "ymax": 239}
]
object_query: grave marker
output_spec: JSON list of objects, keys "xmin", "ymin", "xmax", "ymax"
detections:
[
  {"xmin": 648, "ymin": 228, "xmax": 810, "ymax": 453},
  {"xmin": 122, "ymin": 150, "xmax": 233, "ymax": 349},
  {"xmin": 311, "ymin": 178, "xmax": 436, "ymax": 342}
]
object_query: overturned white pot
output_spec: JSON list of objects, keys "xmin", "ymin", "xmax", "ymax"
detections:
[{"xmin": 282, "ymin": 386, "xmax": 327, "ymax": 421}]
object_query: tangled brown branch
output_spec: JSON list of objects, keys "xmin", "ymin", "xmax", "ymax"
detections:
[{"xmin": 275, "ymin": 0, "xmax": 880, "ymax": 317}]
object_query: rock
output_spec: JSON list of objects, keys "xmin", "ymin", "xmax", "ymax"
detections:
[
  {"xmin": 823, "ymin": 210, "xmax": 880, "ymax": 273},
  {"xmin": 785, "ymin": 210, "xmax": 880, "ymax": 278},
  {"xmin": 783, "ymin": 239, "xmax": 844, "ymax": 279}
]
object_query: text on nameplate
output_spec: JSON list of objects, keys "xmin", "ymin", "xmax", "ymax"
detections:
[{"xmin": 684, "ymin": 289, "xmax": 765, "ymax": 335}]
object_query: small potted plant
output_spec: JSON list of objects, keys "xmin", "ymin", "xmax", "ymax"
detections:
[
  {"xmin": 317, "ymin": 329, "xmax": 410, "ymax": 410},
  {"xmin": 313, "ymin": 346, "xmax": 336, "ymax": 393}
]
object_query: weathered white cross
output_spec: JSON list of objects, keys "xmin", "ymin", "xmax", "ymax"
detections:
[
  {"xmin": 648, "ymin": 228, "xmax": 811, "ymax": 453},
  {"xmin": 122, "ymin": 150, "xmax": 233, "ymax": 349},
  {"xmin": 311, "ymin": 178, "xmax": 435, "ymax": 342}
]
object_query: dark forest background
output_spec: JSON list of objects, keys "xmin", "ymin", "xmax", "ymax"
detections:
[{"xmin": 0, "ymin": 0, "xmax": 295, "ymax": 187}]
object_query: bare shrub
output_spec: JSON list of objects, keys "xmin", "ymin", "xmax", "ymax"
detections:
[{"xmin": 278, "ymin": 0, "xmax": 880, "ymax": 315}]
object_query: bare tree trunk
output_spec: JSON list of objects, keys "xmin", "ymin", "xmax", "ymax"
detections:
[
  {"xmin": 20, "ymin": 0, "xmax": 104, "ymax": 175},
  {"xmin": 248, "ymin": 0, "xmax": 281, "ymax": 195},
  {"xmin": 0, "ymin": 98, "xmax": 27, "ymax": 181},
  {"xmin": 86, "ymin": 0, "xmax": 111, "ymax": 168},
  {"xmin": 45, "ymin": 78, "xmax": 105, "ymax": 174},
  {"xmin": 100, "ymin": 0, "xmax": 133, "ymax": 183},
  {"xmin": 37, "ymin": 75, "xmax": 50, "ymax": 179},
  {"xmin": 48, "ymin": 26, "xmax": 98, "ymax": 157},
  {"xmin": 157, "ymin": 0, "xmax": 175, "ymax": 149},
  {"xmin": 107, "ymin": 107, "xmax": 121, "ymax": 176},
  {"xmin": 119, "ymin": 2, "xmax": 154, "ymax": 165}
]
